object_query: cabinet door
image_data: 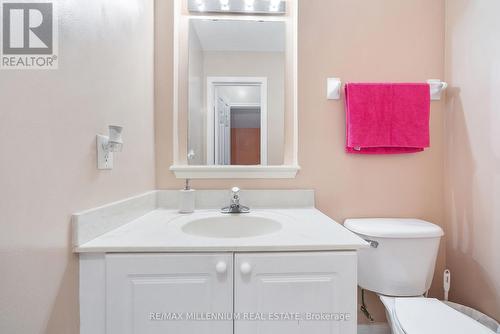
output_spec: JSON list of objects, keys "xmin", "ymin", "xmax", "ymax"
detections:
[
  {"xmin": 234, "ymin": 252, "xmax": 357, "ymax": 334},
  {"xmin": 106, "ymin": 253, "xmax": 233, "ymax": 334}
]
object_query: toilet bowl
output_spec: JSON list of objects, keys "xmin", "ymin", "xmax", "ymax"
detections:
[
  {"xmin": 344, "ymin": 218, "xmax": 495, "ymax": 334},
  {"xmin": 379, "ymin": 295, "xmax": 494, "ymax": 334}
]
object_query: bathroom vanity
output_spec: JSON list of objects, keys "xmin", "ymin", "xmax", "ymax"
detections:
[{"xmin": 74, "ymin": 190, "xmax": 368, "ymax": 334}]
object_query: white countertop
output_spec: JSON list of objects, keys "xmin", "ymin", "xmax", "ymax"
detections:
[{"xmin": 75, "ymin": 208, "xmax": 368, "ymax": 253}]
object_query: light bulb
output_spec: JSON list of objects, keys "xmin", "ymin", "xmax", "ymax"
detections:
[
  {"xmin": 269, "ymin": 0, "xmax": 280, "ymax": 11},
  {"xmin": 196, "ymin": 0, "xmax": 205, "ymax": 11},
  {"xmin": 244, "ymin": 0, "xmax": 254, "ymax": 10},
  {"xmin": 220, "ymin": 0, "xmax": 229, "ymax": 11}
]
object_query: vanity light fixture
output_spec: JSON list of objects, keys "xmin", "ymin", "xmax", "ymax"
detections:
[
  {"xmin": 187, "ymin": 0, "xmax": 285, "ymax": 14},
  {"xmin": 96, "ymin": 125, "xmax": 124, "ymax": 170}
]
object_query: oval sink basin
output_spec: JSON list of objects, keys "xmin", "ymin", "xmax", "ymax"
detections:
[{"xmin": 181, "ymin": 215, "xmax": 282, "ymax": 238}]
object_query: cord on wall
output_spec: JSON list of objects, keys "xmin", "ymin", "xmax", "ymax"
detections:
[{"xmin": 443, "ymin": 269, "xmax": 451, "ymax": 301}]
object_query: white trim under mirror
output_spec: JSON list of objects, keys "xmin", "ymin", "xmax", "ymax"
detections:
[
  {"xmin": 169, "ymin": 165, "xmax": 300, "ymax": 179},
  {"xmin": 171, "ymin": 0, "xmax": 299, "ymax": 179}
]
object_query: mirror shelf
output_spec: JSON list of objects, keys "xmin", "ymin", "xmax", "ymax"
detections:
[{"xmin": 170, "ymin": 165, "xmax": 300, "ymax": 179}]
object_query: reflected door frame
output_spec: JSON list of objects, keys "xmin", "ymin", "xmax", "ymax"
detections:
[
  {"xmin": 215, "ymin": 95, "xmax": 231, "ymax": 165},
  {"xmin": 206, "ymin": 77, "xmax": 268, "ymax": 165}
]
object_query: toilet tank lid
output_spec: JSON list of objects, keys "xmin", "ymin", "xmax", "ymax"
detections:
[{"xmin": 344, "ymin": 218, "xmax": 444, "ymax": 238}]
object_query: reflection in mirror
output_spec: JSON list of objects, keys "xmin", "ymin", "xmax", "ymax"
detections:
[
  {"xmin": 187, "ymin": 19, "xmax": 285, "ymax": 166},
  {"xmin": 212, "ymin": 83, "xmax": 264, "ymax": 165}
]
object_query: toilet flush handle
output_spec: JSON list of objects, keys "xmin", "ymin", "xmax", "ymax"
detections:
[{"xmin": 364, "ymin": 239, "xmax": 379, "ymax": 248}]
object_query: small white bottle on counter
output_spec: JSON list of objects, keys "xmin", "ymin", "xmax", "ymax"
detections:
[{"xmin": 179, "ymin": 179, "xmax": 195, "ymax": 213}]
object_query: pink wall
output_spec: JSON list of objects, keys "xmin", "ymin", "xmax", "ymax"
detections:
[
  {"xmin": 445, "ymin": 0, "xmax": 500, "ymax": 320},
  {"xmin": 156, "ymin": 0, "xmax": 446, "ymax": 321},
  {"xmin": 0, "ymin": 1, "xmax": 156, "ymax": 333}
]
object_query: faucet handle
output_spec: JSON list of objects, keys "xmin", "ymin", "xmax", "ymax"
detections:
[
  {"xmin": 231, "ymin": 187, "xmax": 240, "ymax": 205},
  {"xmin": 231, "ymin": 187, "xmax": 240, "ymax": 199},
  {"xmin": 221, "ymin": 187, "xmax": 249, "ymax": 213}
]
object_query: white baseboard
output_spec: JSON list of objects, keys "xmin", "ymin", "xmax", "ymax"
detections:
[{"xmin": 358, "ymin": 323, "xmax": 391, "ymax": 334}]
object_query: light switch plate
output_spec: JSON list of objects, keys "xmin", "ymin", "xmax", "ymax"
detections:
[{"xmin": 97, "ymin": 135, "xmax": 113, "ymax": 170}]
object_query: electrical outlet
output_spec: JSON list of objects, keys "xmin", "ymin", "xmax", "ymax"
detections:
[{"xmin": 97, "ymin": 135, "xmax": 113, "ymax": 170}]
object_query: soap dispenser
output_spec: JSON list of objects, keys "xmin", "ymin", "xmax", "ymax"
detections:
[{"xmin": 179, "ymin": 179, "xmax": 195, "ymax": 213}]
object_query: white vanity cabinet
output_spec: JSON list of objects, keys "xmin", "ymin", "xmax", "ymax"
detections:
[
  {"xmin": 105, "ymin": 253, "xmax": 233, "ymax": 334},
  {"xmin": 234, "ymin": 252, "xmax": 357, "ymax": 334},
  {"xmin": 80, "ymin": 251, "xmax": 357, "ymax": 334}
]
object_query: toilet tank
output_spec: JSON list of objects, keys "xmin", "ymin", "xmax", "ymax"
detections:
[{"xmin": 344, "ymin": 218, "xmax": 443, "ymax": 297}]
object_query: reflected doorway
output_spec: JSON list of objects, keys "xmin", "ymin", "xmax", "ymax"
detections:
[{"xmin": 207, "ymin": 77, "xmax": 267, "ymax": 165}]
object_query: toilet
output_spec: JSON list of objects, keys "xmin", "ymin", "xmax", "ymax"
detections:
[{"xmin": 344, "ymin": 218, "xmax": 495, "ymax": 334}]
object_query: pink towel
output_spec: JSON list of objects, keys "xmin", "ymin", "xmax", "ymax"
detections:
[{"xmin": 345, "ymin": 83, "xmax": 430, "ymax": 154}]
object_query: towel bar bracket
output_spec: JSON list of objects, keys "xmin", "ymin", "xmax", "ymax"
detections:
[{"xmin": 427, "ymin": 79, "xmax": 448, "ymax": 100}]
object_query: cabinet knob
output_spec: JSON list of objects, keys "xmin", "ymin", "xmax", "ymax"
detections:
[
  {"xmin": 215, "ymin": 261, "xmax": 227, "ymax": 274},
  {"xmin": 240, "ymin": 262, "xmax": 252, "ymax": 275}
]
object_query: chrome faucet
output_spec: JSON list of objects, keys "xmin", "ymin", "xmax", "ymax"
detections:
[{"xmin": 221, "ymin": 187, "xmax": 250, "ymax": 214}]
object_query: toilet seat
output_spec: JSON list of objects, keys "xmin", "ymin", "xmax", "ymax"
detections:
[{"xmin": 388, "ymin": 297, "xmax": 494, "ymax": 334}]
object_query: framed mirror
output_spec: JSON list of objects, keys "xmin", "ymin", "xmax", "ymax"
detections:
[{"xmin": 171, "ymin": 0, "xmax": 298, "ymax": 178}]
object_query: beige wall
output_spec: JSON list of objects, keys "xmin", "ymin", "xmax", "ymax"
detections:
[
  {"xmin": 0, "ymin": 1, "xmax": 156, "ymax": 333},
  {"xmin": 445, "ymin": 0, "xmax": 500, "ymax": 320},
  {"xmin": 156, "ymin": 0, "xmax": 446, "ymax": 322}
]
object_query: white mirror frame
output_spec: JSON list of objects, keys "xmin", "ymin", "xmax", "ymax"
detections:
[{"xmin": 170, "ymin": 0, "xmax": 299, "ymax": 179}]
